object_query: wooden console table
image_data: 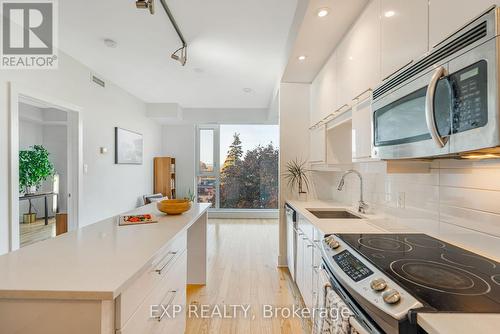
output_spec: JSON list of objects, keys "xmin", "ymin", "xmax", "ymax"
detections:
[{"xmin": 19, "ymin": 192, "xmax": 58, "ymax": 225}]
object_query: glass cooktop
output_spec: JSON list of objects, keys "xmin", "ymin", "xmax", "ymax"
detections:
[{"xmin": 336, "ymin": 233, "xmax": 500, "ymax": 313}]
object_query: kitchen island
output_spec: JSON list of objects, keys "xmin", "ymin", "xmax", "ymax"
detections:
[{"xmin": 0, "ymin": 202, "xmax": 210, "ymax": 334}]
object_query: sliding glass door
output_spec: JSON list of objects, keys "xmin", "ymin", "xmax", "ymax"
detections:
[{"xmin": 196, "ymin": 124, "xmax": 279, "ymax": 210}]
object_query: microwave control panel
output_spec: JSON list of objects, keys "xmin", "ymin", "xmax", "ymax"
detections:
[{"xmin": 451, "ymin": 60, "xmax": 488, "ymax": 133}]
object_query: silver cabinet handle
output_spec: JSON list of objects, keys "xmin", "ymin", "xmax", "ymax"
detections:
[
  {"xmin": 157, "ymin": 289, "xmax": 178, "ymax": 322},
  {"xmin": 425, "ymin": 66, "xmax": 449, "ymax": 148},
  {"xmin": 353, "ymin": 88, "xmax": 373, "ymax": 102},
  {"xmin": 307, "ymin": 244, "xmax": 315, "ymax": 248},
  {"xmin": 154, "ymin": 251, "xmax": 177, "ymax": 275}
]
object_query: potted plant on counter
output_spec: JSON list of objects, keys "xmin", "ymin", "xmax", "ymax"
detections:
[
  {"xmin": 284, "ymin": 158, "xmax": 310, "ymax": 201},
  {"xmin": 19, "ymin": 145, "xmax": 55, "ymax": 223}
]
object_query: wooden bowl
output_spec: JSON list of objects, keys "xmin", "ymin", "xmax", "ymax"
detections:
[{"xmin": 157, "ymin": 199, "xmax": 192, "ymax": 215}]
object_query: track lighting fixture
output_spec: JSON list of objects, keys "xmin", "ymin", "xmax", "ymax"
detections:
[
  {"xmin": 135, "ymin": 0, "xmax": 155, "ymax": 15},
  {"xmin": 135, "ymin": 0, "xmax": 188, "ymax": 66}
]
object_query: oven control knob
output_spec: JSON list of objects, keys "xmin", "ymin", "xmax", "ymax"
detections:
[
  {"xmin": 382, "ymin": 289, "xmax": 401, "ymax": 304},
  {"xmin": 325, "ymin": 236, "xmax": 340, "ymax": 249},
  {"xmin": 370, "ymin": 278, "xmax": 387, "ymax": 291}
]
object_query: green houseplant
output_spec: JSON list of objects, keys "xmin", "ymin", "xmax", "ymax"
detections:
[
  {"xmin": 284, "ymin": 158, "xmax": 310, "ymax": 201},
  {"xmin": 19, "ymin": 145, "xmax": 55, "ymax": 223}
]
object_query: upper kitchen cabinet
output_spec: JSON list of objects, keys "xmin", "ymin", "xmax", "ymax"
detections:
[
  {"xmin": 352, "ymin": 96, "xmax": 375, "ymax": 162},
  {"xmin": 429, "ymin": 0, "xmax": 500, "ymax": 48},
  {"xmin": 310, "ymin": 53, "xmax": 338, "ymax": 126},
  {"xmin": 336, "ymin": 0, "xmax": 381, "ymax": 108},
  {"xmin": 380, "ymin": 0, "xmax": 428, "ymax": 79}
]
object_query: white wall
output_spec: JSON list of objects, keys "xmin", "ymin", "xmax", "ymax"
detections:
[
  {"xmin": 0, "ymin": 51, "xmax": 163, "ymax": 254},
  {"xmin": 279, "ymin": 83, "xmax": 310, "ymax": 266},
  {"xmin": 162, "ymin": 124, "xmax": 196, "ymax": 199}
]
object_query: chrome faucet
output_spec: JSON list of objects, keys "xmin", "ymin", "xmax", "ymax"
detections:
[{"xmin": 337, "ymin": 170, "xmax": 369, "ymax": 214}]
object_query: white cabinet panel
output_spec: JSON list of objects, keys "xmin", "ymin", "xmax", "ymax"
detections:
[
  {"xmin": 309, "ymin": 126, "xmax": 326, "ymax": 164},
  {"xmin": 311, "ymin": 53, "xmax": 338, "ymax": 126},
  {"xmin": 337, "ymin": 0, "xmax": 381, "ymax": 107},
  {"xmin": 429, "ymin": 0, "xmax": 500, "ymax": 48},
  {"xmin": 380, "ymin": 0, "xmax": 428, "ymax": 79},
  {"xmin": 352, "ymin": 97, "xmax": 375, "ymax": 161},
  {"xmin": 295, "ymin": 227, "xmax": 305, "ymax": 294}
]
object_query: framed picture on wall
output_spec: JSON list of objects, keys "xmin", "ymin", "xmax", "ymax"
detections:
[{"xmin": 115, "ymin": 127, "xmax": 143, "ymax": 164}]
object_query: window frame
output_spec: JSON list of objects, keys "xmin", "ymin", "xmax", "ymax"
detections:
[
  {"xmin": 196, "ymin": 125, "xmax": 220, "ymax": 209},
  {"xmin": 195, "ymin": 124, "xmax": 279, "ymax": 213}
]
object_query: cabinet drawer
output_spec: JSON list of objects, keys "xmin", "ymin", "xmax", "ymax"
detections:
[
  {"xmin": 117, "ymin": 249, "xmax": 187, "ymax": 334},
  {"xmin": 116, "ymin": 231, "xmax": 187, "ymax": 328}
]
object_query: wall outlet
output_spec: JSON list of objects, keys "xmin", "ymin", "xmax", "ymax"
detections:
[
  {"xmin": 83, "ymin": 164, "xmax": 89, "ymax": 174},
  {"xmin": 397, "ymin": 192, "xmax": 405, "ymax": 209}
]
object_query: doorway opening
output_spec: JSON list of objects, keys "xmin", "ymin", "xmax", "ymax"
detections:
[{"xmin": 10, "ymin": 86, "xmax": 82, "ymax": 251}]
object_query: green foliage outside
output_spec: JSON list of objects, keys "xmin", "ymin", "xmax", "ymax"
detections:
[{"xmin": 220, "ymin": 133, "xmax": 279, "ymax": 209}]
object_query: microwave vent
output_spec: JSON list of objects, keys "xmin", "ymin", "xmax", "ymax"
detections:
[{"xmin": 373, "ymin": 21, "xmax": 488, "ymax": 100}]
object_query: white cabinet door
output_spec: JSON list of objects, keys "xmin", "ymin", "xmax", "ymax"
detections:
[
  {"xmin": 429, "ymin": 0, "xmax": 500, "ymax": 48},
  {"xmin": 380, "ymin": 0, "xmax": 428, "ymax": 79},
  {"xmin": 337, "ymin": 0, "xmax": 381, "ymax": 107},
  {"xmin": 336, "ymin": 36, "xmax": 354, "ymax": 109},
  {"xmin": 352, "ymin": 97, "xmax": 375, "ymax": 161},
  {"xmin": 309, "ymin": 126, "xmax": 326, "ymax": 164},
  {"xmin": 303, "ymin": 238, "xmax": 314, "ymax": 309},
  {"xmin": 351, "ymin": 0, "xmax": 381, "ymax": 96},
  {"xmin": 311, "ymin": 53, "xmax": 338, "ymax": 125},
  {"xmin": 295, "ymin": 227, "xmax": 305, "ymax": 294}
]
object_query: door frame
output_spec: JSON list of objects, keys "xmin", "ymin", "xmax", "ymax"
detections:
[{"xmin": 9, "ymin": 83, "xmax": 83, "ymax": 251}]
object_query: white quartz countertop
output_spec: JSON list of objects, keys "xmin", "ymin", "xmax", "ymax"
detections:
[
  {"xmin": 0, "ymin": 202, "xmax": 210, "ymax": 300},
  {"xmin": 286, "ymin": 199, "xmax": 417, "ymax": 235},
  {"xmin": 286, "ymin": 199, "xmax": 500, "ymax": 334}
]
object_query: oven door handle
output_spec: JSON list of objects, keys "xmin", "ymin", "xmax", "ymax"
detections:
[{"xmin": 425, "ymin": 66, "xmax": 449, "ymax": 148}]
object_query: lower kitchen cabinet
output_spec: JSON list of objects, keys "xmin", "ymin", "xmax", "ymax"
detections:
[{"xmin": 293, "ymin": 214, "xmax": 324, "ymax": 311}]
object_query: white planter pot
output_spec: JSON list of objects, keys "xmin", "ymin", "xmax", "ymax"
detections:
[
  {"xmin": 298, "ymin": 192, "xmax": 308, "ymax": 201},
  {"xmin": 26, "ymin": 186, "xmax": 37, "ymax": 195}
]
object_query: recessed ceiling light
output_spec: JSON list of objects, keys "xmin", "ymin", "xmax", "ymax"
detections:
[
  {"xmin": 384, "ymin": 10, "xmax": 395, "ymax": 18},
  {"xmin": 317, "ymin": 8, "xmax": 330, "ymax": 18},
  {"xmin": 103, "ymin": 38, "xmax": 118, "ymax": 48},
  {"xmin": 243, "ymin": 88, "xmax": 253, "ymax": 93},
  {"xmin": 298, "ymin": 55, "xmax": 307, "ymax": 61}
]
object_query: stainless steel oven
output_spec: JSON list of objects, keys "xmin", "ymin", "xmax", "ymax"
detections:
[{"xmin": 372, "ymin": 6, "xmax": 500, "ymax": 160}]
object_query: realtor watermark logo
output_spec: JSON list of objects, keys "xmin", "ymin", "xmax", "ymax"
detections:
[{"xmin": 1, "ymin": 0, "xmax": 58, "ymax": 69}]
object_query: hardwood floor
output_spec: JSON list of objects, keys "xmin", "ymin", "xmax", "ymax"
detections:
[
  {"xmin": 186, "ymin": 219, "xmax": 311, "ymax": 334},
  {"xmin": 20, "ymin": 218, "xmax": 56, "ymax": 248}
]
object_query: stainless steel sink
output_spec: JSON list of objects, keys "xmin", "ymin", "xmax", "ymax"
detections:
[{"xmin": 307, "ymin": 210, "xmax": 362, "ymax": 219}]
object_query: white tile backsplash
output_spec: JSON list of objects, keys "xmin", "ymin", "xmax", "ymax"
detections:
[{"xmin": 312, "ymin": 159, "xmax": 500, "ymax": 259}]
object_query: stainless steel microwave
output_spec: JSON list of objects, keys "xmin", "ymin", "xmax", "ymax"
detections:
[{"xmin": 372, "ymin": 6, "xmax": 500, "ymax": 160}]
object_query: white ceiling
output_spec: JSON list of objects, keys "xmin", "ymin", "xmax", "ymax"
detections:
[
  {"xmin": 59, "ymin": 0, "xmax": 299, "ymax": 108},
  {"xmin": 282, "ymin": 0, "xmax": 368, "ymax": 83}
]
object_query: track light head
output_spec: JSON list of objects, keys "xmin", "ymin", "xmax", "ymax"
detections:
[
  {"xmin": 136, "ymin": 0, "xmax": 154, "ymax": 15},
  {"xmin": 171, "ymin": 46, "xmax": 187, "ymax": 66}
]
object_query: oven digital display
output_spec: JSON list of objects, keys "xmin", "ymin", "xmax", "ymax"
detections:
[
  {"xmin": 333, "ymin": 250, "xmax": 373, "ymax": 282},
  {"xmin": 460, "ymin": 67, "xmax": 479, "ymax": 82}
]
